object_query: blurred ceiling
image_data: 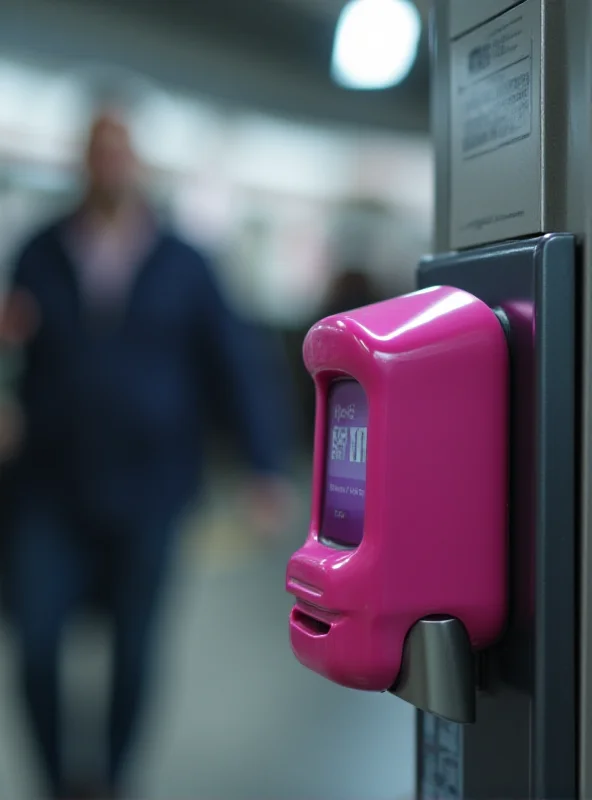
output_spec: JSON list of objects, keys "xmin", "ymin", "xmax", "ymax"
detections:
[{"xmin": 2, "ymin": 0, "xmax": 430, "ymax": 133}]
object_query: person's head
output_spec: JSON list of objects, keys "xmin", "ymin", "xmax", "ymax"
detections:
[{"xmin": 84, "ymin": 110, "xmax": 139, "ymax": 209}]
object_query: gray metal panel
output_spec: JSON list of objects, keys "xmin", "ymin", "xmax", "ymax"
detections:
[
  {"xmin": 431, "ymin": 1, "xmax": 451, "ymax": 253},
  {"xmin": 417, "ymin": 234, "xmax": 577, "ymax": 799},
  {"xmin": 552, "ymin": 5, "xmax": 592, "ymax": 797},
  {"xmin": 533, "ymin": 234, "xmax": 578, "ymax": 797},
  {"xmin": 541, "ymin": 0, "xmax": 590, "ymax": 237},
  {"xmin": 449, "ymin": 0, "xmax": 525, "ymax": 39}
]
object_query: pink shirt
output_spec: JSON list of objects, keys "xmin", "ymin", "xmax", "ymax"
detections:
[{"xmin": 64, "ymin": 206, "xmax": 156, "ymax": 309}]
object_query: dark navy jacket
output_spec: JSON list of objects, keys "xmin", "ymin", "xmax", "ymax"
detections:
[{"xmin": 8, "ymin": 218, "xmax": 293, "ymax": 528}]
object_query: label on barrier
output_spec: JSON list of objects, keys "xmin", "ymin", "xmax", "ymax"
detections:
[
  {"xmin": 460, "ymin": 46, "xmax": 531, "ymax": 160},
  {"xmin": 420, "ymin": 714, "xmax": 463, "ymax": 800},
  {"xmin": 450, "ymin": 0, "xmax": 542, "ymax": 249}
]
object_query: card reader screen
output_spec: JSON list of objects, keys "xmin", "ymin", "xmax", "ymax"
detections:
[{"xmin": 321, "ymin": 380, "xmax": 368, "ymax": 547}]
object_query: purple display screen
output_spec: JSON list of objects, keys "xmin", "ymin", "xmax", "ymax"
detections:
[{"xmin": 321, "ymin": 380, "xmax": 368, "ymax": 547}]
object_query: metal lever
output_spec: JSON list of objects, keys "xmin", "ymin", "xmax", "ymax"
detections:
[{"xmin": 389, "ymin": 616, "xmax": 476, "ymax": 724}]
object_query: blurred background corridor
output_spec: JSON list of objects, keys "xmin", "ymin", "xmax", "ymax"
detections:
[
  {"xmin": 0, "ymin": 0, "xmax": 431, "ymax": 796},
  {"xmin": 0, "ymin": 458, "xmax": 416, "ymax": 798}
]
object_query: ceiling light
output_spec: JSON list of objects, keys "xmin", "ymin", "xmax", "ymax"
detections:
[{"xmin": 331, "ymin": 0, "xmax": 421, "ymax": 90}]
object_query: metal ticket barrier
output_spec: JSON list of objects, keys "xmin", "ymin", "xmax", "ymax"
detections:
[
  {"xmin": 287, "ymin": 1, "xmax": 592, "ymax": 797},
  {"xmin": 420, "ymin": 3, "xmax": 590, "ymax": 796}
]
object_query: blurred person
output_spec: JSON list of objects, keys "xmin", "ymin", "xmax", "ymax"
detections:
[{"xmin": 0, "ymin": 110, "xmax": 294, "ymax": 800}]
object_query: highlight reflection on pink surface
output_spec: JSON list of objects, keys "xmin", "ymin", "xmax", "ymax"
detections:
[{"xmin": 286, "ymin": 286, "xmax": 509, "ymax": 691}]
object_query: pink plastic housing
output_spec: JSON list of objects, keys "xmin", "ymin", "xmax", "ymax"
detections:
[{"xmin": 286, "ymin": 286, "xmax": 509, "ymax": 691}]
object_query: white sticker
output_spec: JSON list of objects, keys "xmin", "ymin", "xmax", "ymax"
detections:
[
  {"xmin": 449, "ymin": 1, "xmax": 542, "ymax": 249},
  {"xmin": 456, "ymin": 15, "xmax": 532, "ymax": 161}
]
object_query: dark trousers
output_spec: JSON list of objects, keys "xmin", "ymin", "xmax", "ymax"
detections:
[{"xmin": 6, "ymin": 498, "xmax": 174, "ymax": 795}]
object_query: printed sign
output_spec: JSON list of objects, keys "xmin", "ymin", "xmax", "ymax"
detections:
[
  {"xmin": 459, "ymin": 17, "xmax": 532, "ymax": 160},
  {"xmin": 450, "ymin": 1, "xmax": 542, "ymax": 249}
]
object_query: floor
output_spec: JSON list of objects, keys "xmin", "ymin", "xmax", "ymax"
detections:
[{"xmin": 0, "ymin": 460, "xmax": 416, "ymax": 799}]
